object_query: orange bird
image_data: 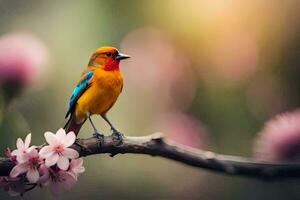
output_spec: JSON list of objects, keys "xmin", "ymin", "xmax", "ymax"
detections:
[{"xmin": 64, "ymin": 46, "xmax": 130, "ymax": 141}]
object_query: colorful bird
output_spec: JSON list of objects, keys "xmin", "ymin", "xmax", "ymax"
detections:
[{"xmin": 64, "ymin": 46, "xmax": 130, "ymax": 142}]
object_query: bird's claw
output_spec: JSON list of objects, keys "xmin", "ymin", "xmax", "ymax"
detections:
[
  {"xmin": 92, "ymin": 132, "xmax": 104, "ymax": 150},
  {"xmin": 111, "ymin": 128, "xmax": 123, "ymax": 146},
  {"xmin": 93, "ymin": 132, "xmax": 104, "ymax": 139}
]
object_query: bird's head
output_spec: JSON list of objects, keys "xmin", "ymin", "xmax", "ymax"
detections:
[{"xmin": 88, "ymin": 46, "xmax": 130, "ymax": 71}]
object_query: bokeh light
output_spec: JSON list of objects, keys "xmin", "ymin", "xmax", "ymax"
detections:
[
  {"xmin": 121, "ymin": 27, "xmax": 196, "ymax": 111},
  {"xmin": 0, "ymin": 33, "xmax": 48, "ymax": 87},
  {"xmin": 151, "ymin": 110, "xmax": 208, "ymax": 149}
]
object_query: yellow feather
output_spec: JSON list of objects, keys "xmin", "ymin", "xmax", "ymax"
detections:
[{"xmin": 75, "ymin": 68, "xmax": 123, "ymax": 123}]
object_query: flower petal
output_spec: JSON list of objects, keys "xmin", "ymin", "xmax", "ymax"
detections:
[
  {"xmin": 38, "ymin": 165, "xmax": 50, "ymax": 185},
  {"xmin": 16, "ymin": 138, "xmax": 24, "ymax": 150},
  {"xmin": 50, "ymin": 181, "xmax": 65, "ymax": 196},
  {"xmin": 27, "ymin": 148, "xmax": 39, "ymax": 157},
  {"xmin": 63, "ymin": 131, "xmax": 76, "ymax": 147},
  {"xmin": 44, "ymin": 132, "xmax": 58, "ymax": 145},
  {"xmin": 50, "ymin": 171, "xmax": 77, "ymax": 196},
  {"xmin": 72, "ymin": 165, "xmax": 85, "ymax": 175},
  {"xmin": 39, "ymin": 146, "xmax": 54, "ymax": 158},
  {"xmin": 26, "ymin": 168, "xmax": 39, "ymax": 183},
  {"xmin": 10, "ymin": 163, "xmax": 28, "ymax": 178},
  {"xmin": 45, "ymin": 153, "xmax": 59, "ymax": 167},
  {"xmin": 71, "ymin": 158, "xmax": 83, "ymax": 168},
  {"xmin": 77, "ymin": 166, "xmax": 85, "ymax": 174},
  {"xmin": 60, "ymin": 172, "xmax": 77, "ymax": 190},
  {"xmin": 57, "ymin": 156, "xmax": 69, "ymax": 170},
  {"xmin": 24, "ymin": 133, "xmax": 31, "ymax": 148},
  {"xmin": 69, "ymin": 158, "xmax": 85, "ymax": 177},
  {"xmin": 62, "ymin": 148, "xmax": 79, "ymax": 159},
  {"xmin": 17, "ymin": 154, "xmax": 28, "ymax": 163},
  {"xmin": 27, "ymin": 146, "xmax": 37, "ymax": 152},
  {"xmin": 56, "ymin": 128, "xmax": 66, "ymax": 141}
]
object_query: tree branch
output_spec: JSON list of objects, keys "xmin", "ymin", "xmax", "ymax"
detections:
[{"xmin": 1, "ymin": 133, "xmax": 300, "ymax": 179}]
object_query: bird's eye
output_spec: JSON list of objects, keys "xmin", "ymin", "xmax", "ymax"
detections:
[{"xmin": 106, "ymin": 53, "xmax": 112, "ymax": 57}]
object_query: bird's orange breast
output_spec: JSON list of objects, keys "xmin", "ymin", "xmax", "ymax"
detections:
[{"xmin": 75, "ymin": 69, "xmax": 123, "ymax": 123}]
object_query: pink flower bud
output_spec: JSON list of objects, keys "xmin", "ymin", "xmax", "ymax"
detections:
[
  {"xmin": 0, "ymin": 33, "xmax": 48, "ymax": 87},
  {"xmin": 254, "ymin": 110, "xmax": 300, "ymax": 162}
]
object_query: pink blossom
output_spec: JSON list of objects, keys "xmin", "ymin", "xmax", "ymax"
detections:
[
  {"xmin": 0, "ymin": 176, "xmax": 26, "ymax": 196},
  {"xmin": 10, "ymin": 148, "xmax": 43, "ymax": 183},
  {"xmin": 37, "ymin": 164, "xmax": 50, "ymax": 186},
  {"xmin": 39, "ymin": 129, "xmax": 79, "ymax": 170},
  {"xmin": 37, "ymin": 165, "xmax": 77, "ymax": 195},
  {"xmin": 11, "ymin": 133, "xmax": 35, "ymax": 163},
  {"xmin": 0, "ymin": 33, "xmax": 48, "ymax": 86},
  {"xmin": 254, "ymin": 111, "xmax": 300, "ymax": 162},
  {"xmin": 68, "ymin": 158, "xmax": 85, "ymax": 179},
  {"xmin": 48, "ymin": 170, "xmax": 77, "ymax": 196}
]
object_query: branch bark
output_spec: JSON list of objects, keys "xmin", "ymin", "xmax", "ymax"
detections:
[{"xmin": 1, "ymin": 133, "xmax": 300, "ymax": 179}]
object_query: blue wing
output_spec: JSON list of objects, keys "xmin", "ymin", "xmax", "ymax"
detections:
[{"xmin": 65, "ymin": 71, "xmax": 94, "ymax": 118}]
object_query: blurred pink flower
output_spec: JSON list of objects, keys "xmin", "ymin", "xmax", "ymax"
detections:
[
  {"xmin": 11, "ymin": 133, "xmax": 35, "ymax": 163},
  {"xmin": 10, "ymin": 148, "xmax": 43, "ymax": 183},
  {"xmin": 48, "ymin": 170, "xmax": 77, "ymax": 196},
  {"xmin": 121, "ymin": 27, "xmax": 196, "ymax": 111},
  {"xmin": 39, "ymin": 129, "xmax": 79, "ymax": 170},
  {"xmin": 68, "ymin": 158, "xmax": 85, "ymax": 179},
  {"xmin": 0, "ymin": 33, "xmax": 48, "ymax": 86},
  {"xmin": 0, "ymin": 176, "xmax": 26, "ymax": 196},
  {"xmin": 152, "ymin": 110, "xmax": 208, "ymax": 148},
  {"xmin": 201, "ymin": 31, "xmax": 259, "ymax": 83},
  {"xmin": 37, "ymin": 164, "xmax": 50, "ymax": 186},
  {"xmin": 254, "ymin": 111, "xmax": 300, "ymax": 162}
]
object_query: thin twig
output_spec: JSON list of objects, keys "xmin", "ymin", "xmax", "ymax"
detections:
[{"xmin": 1, "ymin": 133, "xmax": 300, "ymax": 179}]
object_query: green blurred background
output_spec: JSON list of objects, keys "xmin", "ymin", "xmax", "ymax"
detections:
[{"xmin": 0, "ymin": 0, "xmax": 300, "ymax": 199}]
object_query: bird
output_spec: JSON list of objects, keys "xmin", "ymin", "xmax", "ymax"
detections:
[{"xmin": 64, "ymin": 46, "xmax": 130, "ymax": 143}]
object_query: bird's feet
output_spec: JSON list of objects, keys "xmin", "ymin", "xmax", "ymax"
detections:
[
  {"xmin": 111, "ymin": 128, "xmax": 123, "ymax": 146},
  {"xmin": 92, "ymin": 132, "xmax": 105, "ymax": 150},
  {"xmin": 93, "ymin": 131, "xmax": 104, "ymax": 139}
]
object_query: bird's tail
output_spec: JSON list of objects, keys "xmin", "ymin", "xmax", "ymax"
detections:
[{"xmin": 64, "ymin": 114, "xmax": 84, "ymax": 136}]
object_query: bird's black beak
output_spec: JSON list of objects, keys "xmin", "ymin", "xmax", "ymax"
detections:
[{"xmin": 115, "ymin": 52, "xmax": 131, "ymax": 60}]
